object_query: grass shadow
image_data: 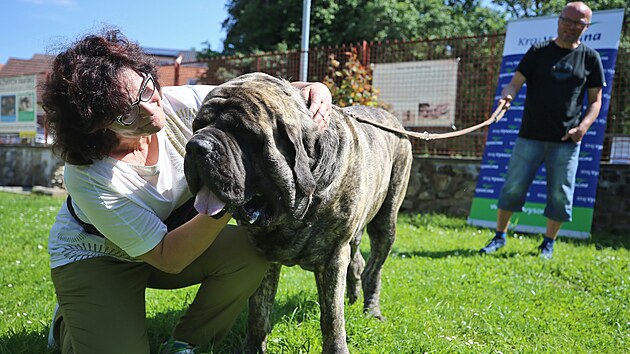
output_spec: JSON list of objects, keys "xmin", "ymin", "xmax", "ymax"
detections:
[
  {"xmin": 0, "ymin": 330, "xmax": 55, "ymax": 354},
  {"xmin": 390, "ymin": 249, "xmax": 541, "ymax": 260},
  {"xmin": 568, "ymin": 231, "xmax": 630, "ymax": 250},
  {"xmin": 146, "ymin": 292, "xmax": 320, "ymax": 354},
  {"xmin": 399, "ymin": 212, "xmax": 470, "ymax": 231},
  {"xmin": 148, "ymin": 308, "xmax": 250, "ymax": 354},
  {"xmin": 390, "ymin": 248, "xmax": 479, "ymax": 259},
  {"xmin": 402, "ymin": 211, "xmax": 630, "ymax": 251},
  {"xmin": 508, "ymin": 229, "xmax": 630, "ymax": 251},
  {"xmin": 272, "ymin": 292, "xmax": 320, "ymax": 323}
]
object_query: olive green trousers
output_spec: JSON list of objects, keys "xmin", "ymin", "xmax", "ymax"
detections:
[{"xmin": 50, "ymin": 225, "xmax": 269, "ymax": 354}]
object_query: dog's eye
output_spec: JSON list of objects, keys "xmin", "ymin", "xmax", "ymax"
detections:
[
  {"xmin": 213, "ymin": 118, "xmax": 254, "ymax": 137},
  {"xmin": 192, "ymin": 111, "xmax": 236, "ymax": 133},
  {"xmin": 191, "ymin": 118, "xmax": 208, "ymax": 132}
]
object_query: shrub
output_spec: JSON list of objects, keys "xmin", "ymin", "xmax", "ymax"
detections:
[{"xmin": 323, "ymin": 49, "xmax": 379, "ymax": 107}]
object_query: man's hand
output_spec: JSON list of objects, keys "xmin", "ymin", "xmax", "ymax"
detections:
[
  {"xmin": 498, "ymin": 94, "xmax": 513, "ymax": 110},
  {"xmin": 563, "ymin": 87, "xmax": 602, "ymax": 143},
  {"xmin": 562, "ymin": 126, "xmax": 587, "ymax": 143},
  {"xmin": 292, "ymin": 82, "xmax": 333, "ymax": 129}
]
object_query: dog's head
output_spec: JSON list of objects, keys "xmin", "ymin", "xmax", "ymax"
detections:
[{"xmin": 184, "ymin": 72, "xmax": 318, "ymax": 227}]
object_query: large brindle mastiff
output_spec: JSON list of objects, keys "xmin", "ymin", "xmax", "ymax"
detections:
[{"xmin": 184, "ymin": 72, "xmax": 412, "ymax": 353}]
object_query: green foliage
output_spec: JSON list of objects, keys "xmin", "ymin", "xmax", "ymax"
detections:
[
  {"xmin": 220, "ymin": 0, "xmax": 302, "ymax": 55},
  {"xmin": 489, "ymin": 0, "xmax": 629, "ymax": 18},
  {"xmin": 323, "ymin": 49, "xmax": 379, "ymax": 107},
  {"xmin": 1, "ymin": 192, "xmax": 629, "ymax": 353},
  {"xmin": 198, "ymin": 50, "xmax": 296, "ymax": 86},
  {"xmin": 213, "ymin": 0, "xmax": 507, "ymax": 56},
  {"xmin": 196, "ymin": 40, "xmax": 222, "ymax": 61},
  {"xmin": 200, "ymin": 0, "xmax": 629, "ymax": 58}
]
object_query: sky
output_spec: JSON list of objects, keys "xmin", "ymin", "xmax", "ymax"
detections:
[{"xmin": 0, "ymin": 0, "xmax": 230, "ymax": 64}]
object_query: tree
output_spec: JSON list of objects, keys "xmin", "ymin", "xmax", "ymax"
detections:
[
  {"xmin": 489, "ymin": 0, "xmax": 629, "ymax": 18},
  {"xmin": 212, "ymin": 0, "xmax": 628, "ymax": 57},
  {"xmin": 216, "ymin": 0, "xmax": 507, "ymax": 56}
]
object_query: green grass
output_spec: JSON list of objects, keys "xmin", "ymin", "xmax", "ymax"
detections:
[{"xmin": 0, "ymin": 192, "xmax": 628, "ymax": 353}]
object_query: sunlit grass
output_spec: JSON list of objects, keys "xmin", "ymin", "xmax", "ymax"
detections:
[{"xmin": 1, "ymin": 192, "xmax": 628, "ymax": 353}]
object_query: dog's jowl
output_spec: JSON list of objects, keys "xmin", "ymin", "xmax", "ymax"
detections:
[{"xmin": 184, "ymin": 72, "xmax": 413, "ymax": 354}]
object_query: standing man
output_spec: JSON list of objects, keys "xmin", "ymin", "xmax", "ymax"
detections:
[{"xmin": 479, "ymin": 2, "xmax": 604, "ymax": 258}]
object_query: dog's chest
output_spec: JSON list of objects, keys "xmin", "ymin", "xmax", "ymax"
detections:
[{"xmin": 249, "ymin": 217, "xmax": 361, "ymax": 270}]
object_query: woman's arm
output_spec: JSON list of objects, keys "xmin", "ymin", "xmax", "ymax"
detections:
[{"xmin": 139, "ymin": 212, "xmax": 231, "ymax": 273}]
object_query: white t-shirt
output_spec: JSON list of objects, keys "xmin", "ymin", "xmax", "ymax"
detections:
[{"xmin": 48, "ymin": 85, "xmax": 215, "ymax": 269}]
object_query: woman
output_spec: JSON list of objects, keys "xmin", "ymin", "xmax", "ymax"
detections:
[{"xmin": 44, "ymin": 29, "xmax": 332, "ymax": 354}]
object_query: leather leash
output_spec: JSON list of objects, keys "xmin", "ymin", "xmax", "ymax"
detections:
[{"xmin": 353, "ymin": 100, "xmax": 508, "ymax": 140}]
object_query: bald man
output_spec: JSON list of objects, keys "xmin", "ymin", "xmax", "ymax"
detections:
[{"xmin": 480, "ymin": 2, "xmax": 605, "ymax": 258}]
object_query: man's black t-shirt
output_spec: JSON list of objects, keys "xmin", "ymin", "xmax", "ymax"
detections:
[{"xmin": 517, "ymin": 40, "xmax": 605, "ymax": 142}]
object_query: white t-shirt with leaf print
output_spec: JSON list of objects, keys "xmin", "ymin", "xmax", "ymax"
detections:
[{"xmin": 48, "ymin": 85, "xmax": 215, "ymax": 269}]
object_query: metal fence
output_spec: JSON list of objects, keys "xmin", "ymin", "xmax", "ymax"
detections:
[{"xmin": 196, "ymin": 21, "xmax": 628, "ymax": 161}]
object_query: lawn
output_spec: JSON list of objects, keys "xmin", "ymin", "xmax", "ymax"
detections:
[{"xmin": 0, "ymin": 191, "xmax": 628, "ymax": 353}]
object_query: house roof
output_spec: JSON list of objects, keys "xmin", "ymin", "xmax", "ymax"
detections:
[
  {"xmin": 0, "ymin": 54, "xmax": 55, "ymax": 78},
  {"xmin": 0, "ymin": 48, "xmax": 204, "ymax": 77},
  {"xmin": 143, "ymin": 48, "xmax": 200, "ymax": 66},
  {"xmin": 143, "ymin": 47, "xmax": 184, "ymax": 57},
  {"xmin": 0, "ymin": 50, "xmax": 207, "ymax": 90}
]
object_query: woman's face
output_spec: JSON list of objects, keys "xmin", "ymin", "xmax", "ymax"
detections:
[{"xmin": 108, "ymin": 68, "xmax": 165, "ymax": 138}]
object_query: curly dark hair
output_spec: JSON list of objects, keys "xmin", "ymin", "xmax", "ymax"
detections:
[{"xmin": 43, "ymin": 29, "xmax": 160, "ymax": 165}]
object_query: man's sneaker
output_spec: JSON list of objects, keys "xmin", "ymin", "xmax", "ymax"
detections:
[
  {"xmin": 479, "ymin": 236, "xmax": 506, "ymax": 254},
  {"xmin": 538, "ymin": 241, "xmax": 555, "ymax": 259},
  {"xmin": 158, "ymin": 338, "xmax": 198, "ymax": 354},
  {"xmin": 47, "ymin": 303, "xmax": 60, "ymax": 350}
]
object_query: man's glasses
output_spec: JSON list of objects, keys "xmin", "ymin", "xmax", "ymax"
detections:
[
  {"xmin": 559, "ymin": 16, "xmax": 590, "ymax": 29},
  {"xmin": 115, "ymin": 73, "xmax": 156, "ymax": 126}
]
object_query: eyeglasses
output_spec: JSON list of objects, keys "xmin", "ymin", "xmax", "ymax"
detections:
[
  {"xmin": 115, "ymin": 73, "xmax": 156, "ymax": 126},
  {"xmin": 559, "ymin": 16, "xmax": 590, "ymax": 29}
]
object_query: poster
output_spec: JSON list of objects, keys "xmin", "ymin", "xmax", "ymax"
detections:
[
  {"xmin": 0, "ymin": 75, "xmax": 37, "ymax": 134},
  {"xmin": 373, "ymin": 59, "xmax": 458, "ymax": 127}
]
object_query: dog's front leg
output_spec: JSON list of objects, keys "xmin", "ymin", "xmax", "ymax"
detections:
[
  {"xmin": 315, "ymin": 244, "xmax": 351, "ymax": 354},
  {"xmin": 243, "ymin": 263, "xmax": 282, "ymax": 353}
]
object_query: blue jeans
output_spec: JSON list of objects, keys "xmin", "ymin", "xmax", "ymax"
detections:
[{"xmin": 497, "ymin": 137, "xmax": 581, "ymax": 222}]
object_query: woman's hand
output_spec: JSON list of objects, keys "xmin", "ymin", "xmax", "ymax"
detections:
[{"xmin": 291, "ymin": 82, "xmax": 333, "ymax": 129}]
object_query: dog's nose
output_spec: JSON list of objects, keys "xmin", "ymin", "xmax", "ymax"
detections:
[{"xmin": 186, "ymin": 136, "xmax": 213, "ymax": 157}]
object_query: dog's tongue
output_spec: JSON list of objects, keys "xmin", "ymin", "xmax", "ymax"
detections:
[{"xmin": 194, "ymin": 186, "xmax": 226, "ymax": 216}]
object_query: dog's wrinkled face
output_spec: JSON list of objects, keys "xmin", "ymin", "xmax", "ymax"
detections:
[{"xmin": 184, "ymin": 73, "xmax": 318, "ymax": 228}]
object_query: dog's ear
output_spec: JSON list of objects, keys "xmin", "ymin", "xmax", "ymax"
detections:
[
  {"xmin": 273, "ymin": 78, "xmax": 317, "ymax": 198},
  {"xmin": 280, "ymin": 118, "xmax": 316, "ymax": 198}
]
